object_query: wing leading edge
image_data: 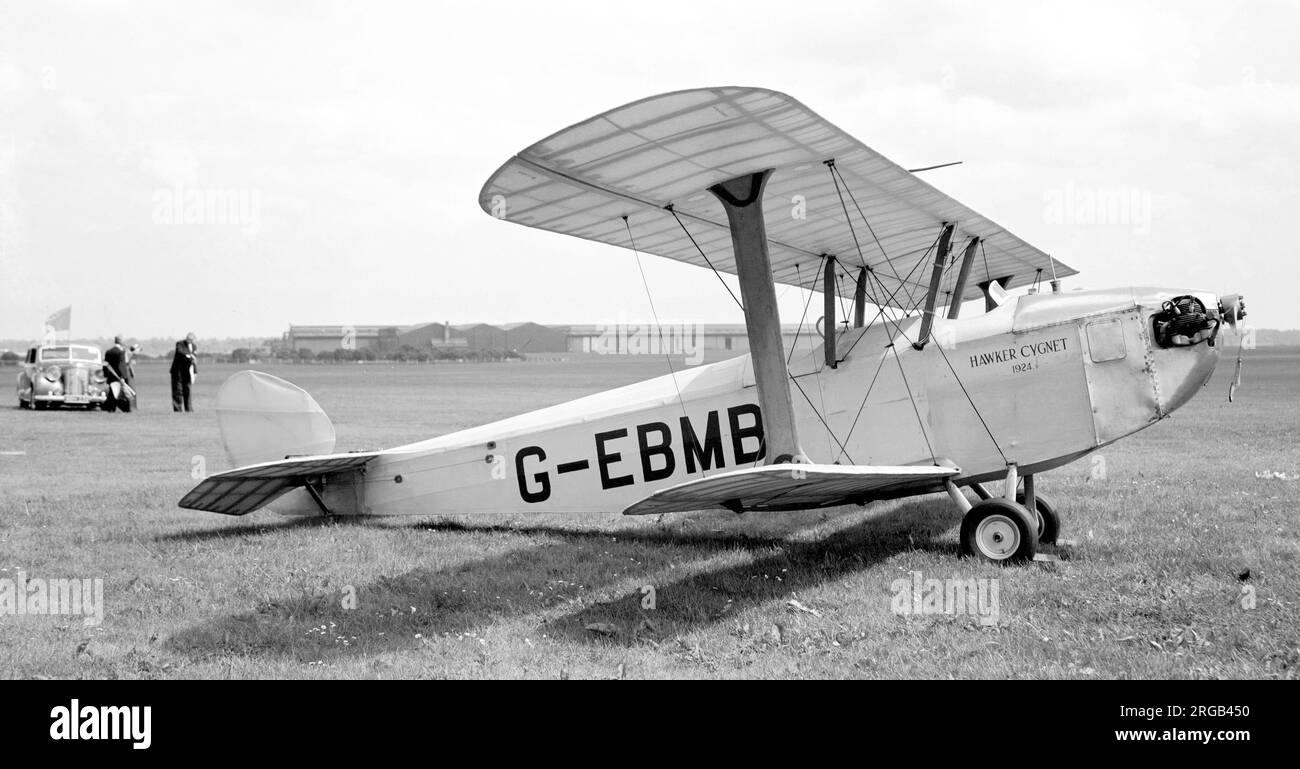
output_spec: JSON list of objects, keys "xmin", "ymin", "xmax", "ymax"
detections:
[
  {"xmin": 480, "ymin": 86, "xmax": 1075, "ymax": 309},
  {"xmin": 622, "ymin": 464, "xmax": 959, "ymax": 516}
]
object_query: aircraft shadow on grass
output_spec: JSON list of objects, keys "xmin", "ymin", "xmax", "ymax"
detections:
[
  {"xmin": 165, "ymin": 498, "xmax": 964, "ymax": 660},
  {"xmin": 154, "ymin": 515, "xmax": 369, "ymax": 543}
]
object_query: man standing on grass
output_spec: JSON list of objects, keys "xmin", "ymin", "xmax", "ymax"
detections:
[
  {"xmin": 170, "ymin": 332, "xmax": 198, "ymax": 412},
  {"xmin": 103, "ymin": 336, "xmax": 132, "ymax": 413}
]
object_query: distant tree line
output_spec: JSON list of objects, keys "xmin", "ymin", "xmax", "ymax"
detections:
[
  {"xmin": 0, "ymin": 346, "xmax": 526, "ymax": 365},
  {"xmin": 250, "ymin": 345, "xmax": 524, "ymax": 363}
]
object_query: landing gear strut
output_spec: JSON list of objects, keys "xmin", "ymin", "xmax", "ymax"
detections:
[
  {"xmin": 1017, "ymin": 490, "xmax": 1060, "ymax": 545},
  {"xmin": 948, "ymin": 464, "xmax": 1060, "ymax": 564}
]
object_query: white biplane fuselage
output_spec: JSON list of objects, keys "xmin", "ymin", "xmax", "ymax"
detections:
[
  {"xmin": 253, "ymin": 284, "xmax": 1220, "ymax": 517},
  {"xmin": 179, "ymin": 87, "xmax": 1242, "ymax": 562}
]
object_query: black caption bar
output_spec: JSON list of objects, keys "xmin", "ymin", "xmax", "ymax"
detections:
[{"xmin": 0, "ymin": 679, "xmax": 1282, "ymax": 759}]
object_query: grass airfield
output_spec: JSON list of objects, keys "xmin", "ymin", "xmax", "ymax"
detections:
[{"xmin": 1, "ymin": 349, "xmax": 1297, "ymax": 679}]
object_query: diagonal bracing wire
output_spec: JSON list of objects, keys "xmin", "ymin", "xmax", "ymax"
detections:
[
  {"xmin": 788, "ymin": 258, "xmax": 827, "ymax": 367},
  {"xmin": 623, "ymin": 216, "xmax": 694, "ymax": 445},
  {"xmin": 825, "ymin": 163, "xmax": 887, "ymax": 308},
  {"xmin": 790, "ymin": 374, "xmax": 854, "ymax": 464},
  {"xmin": 834, "ymin": 268, "xmax": 851, "ymax": 327},
  {"xmin": 923, "ymin": 334, "xmax": 1010, "ymax": 466},
  {"xmin": 829, "ymin": 161, "xmax": 916, "ymax": 309},
  {"xmin": 835, "ymin": 228, "xmax": 944, "ymax": 363},
  {"xmin": 889, "ymin": 343, "xmax": 938, "ymax": 465},
  {"xmin": 836, "ymin": 347, "xmax": 891, "ymax": 462},
  {"xmin": 666, "ymin": 205, "xmax": 745, "ymax": 313},
  {"xmin": 820, "ymin": 169, "xmax": 1010, "ymax": 465},
  {"xmin": 860, "ymin": 267, "xmax": 1010, "ymax": 466}
]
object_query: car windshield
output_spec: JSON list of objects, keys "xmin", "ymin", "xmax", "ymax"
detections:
[{"xmin": 40, "ymin": 347, "xmax": 100, "ymax": 362}]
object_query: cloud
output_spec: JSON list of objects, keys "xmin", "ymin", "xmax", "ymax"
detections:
[{"xmin": 1, "ymin": 0, "xmax": 1297, "ymax": 338}]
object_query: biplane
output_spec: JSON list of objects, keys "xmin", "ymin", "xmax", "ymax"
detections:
[{"xmin": 180, "ymin": 87, "xmax": 1246, "ymax": 563}]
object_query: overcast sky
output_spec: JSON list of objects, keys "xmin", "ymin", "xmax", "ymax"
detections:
[{"xmin": 2, "ymin": 0, "xmax": 1297, "ymax": 341}]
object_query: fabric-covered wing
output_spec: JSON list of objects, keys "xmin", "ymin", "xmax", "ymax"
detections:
[
  {"xmin": 480, "ymin": 86, "xmax": 1074, "ymax": 309},
  {"xmin": 178, "ymin": 452, "xmax": 380, "ymax": 516},
  {"xmin": 622, "ymin": 463, "xmax": 959, "ymax": 516}
]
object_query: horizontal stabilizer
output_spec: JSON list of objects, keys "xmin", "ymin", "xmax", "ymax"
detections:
[
  {"xmin": 178, "ymin": 452, "xmax": 381, "ymax": 516},
  {"xmin": 622, "ymin": 463, "xmax": 959, "ymax": 516}
]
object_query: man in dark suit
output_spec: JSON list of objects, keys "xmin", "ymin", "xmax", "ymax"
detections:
[
  {"xmin": 103, "ymin": 336, "xmax": 131, "ymax": 413},
  {"xmin": 170, "ymin": 332, "xmax": 197, "ymax": 412}
]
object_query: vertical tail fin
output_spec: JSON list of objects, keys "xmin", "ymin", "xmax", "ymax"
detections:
[{"xmin": 215, "ymin": 371, "xmax": 336, "ymax": 467}]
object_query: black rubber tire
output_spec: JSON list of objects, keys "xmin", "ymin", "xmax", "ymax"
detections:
[
  {"xmin": 1016, "ymin": 491, "xmax": 1060, "ymax": 545},
  {"xmin": 960, "ymin": 498, "xmax": 1038, "ymax": 564}
]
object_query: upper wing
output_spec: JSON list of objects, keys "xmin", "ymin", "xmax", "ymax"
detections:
[
  {"xmin": 622, "ymin": 463, "xmax": 959, "ymax": 516},
  {"xmin": 480, "ymin": 86, "xmax": 1074, "ymax": 308},
  {"xmin": 178, "ymin": 452, "xmax": 381, "ymax": 516}
]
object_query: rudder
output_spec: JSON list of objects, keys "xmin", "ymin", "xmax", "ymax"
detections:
[{"xmin": 215, "ymin": 371, "xmax": 336, "ymax": 467}]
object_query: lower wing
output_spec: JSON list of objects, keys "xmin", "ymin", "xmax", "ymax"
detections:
[{"xmin": 622, "ymin": 464, "xmax": 959, "ymax": 516}]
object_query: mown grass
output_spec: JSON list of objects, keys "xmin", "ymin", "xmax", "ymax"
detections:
[{"xmin": 1, "ymin": 349, "xmax": 1296, "ymax": 679}]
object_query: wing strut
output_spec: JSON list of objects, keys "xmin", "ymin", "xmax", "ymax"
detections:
[
  {"xmin": 303, "ymin": 481, "xmax": 333, "ymax": 517},
  {"xmin": 912, "ymin": 223, "xmax": 955, "ymax": 350},
  {"xmin": 947, "ymin": 237, "xmax": 980, "ymax": 319},
  {"xmin": 823, "ymin": 256, "xmax": 838, "ymax": 368},
  {"xmin": 708, "ymin": 170, "xmax": 803, "ymax": 464},
  {"xmin": 853, "ymin": 267, "xmax": 867, "ymax": 327}
]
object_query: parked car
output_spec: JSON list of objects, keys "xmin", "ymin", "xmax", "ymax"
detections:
[{"xmin": 16, "ymin": 344, "xmax": 109, "ymax": 409}]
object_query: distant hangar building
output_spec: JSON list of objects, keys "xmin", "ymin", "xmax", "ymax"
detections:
[
  {"xmin": 285, "ymin": 325, "xmax": 399, "ymax": 354},
  {"xmin": 563, "ymin": 324, "xmax": 806, "ymax": 354},
  {"xmin": 396, "ymin": 322, "xmax": 468, "ymax": 351},
  {"xmin": 502, "ymin": 322, "xmax": 569, "ymax": 353},
  {"xmin": 454, "ymin": 323, "xmax": 508, "ymax": 351},
  {"xmin": 283, "ymin": 322, "xmax": 808, "ymax": 356}
]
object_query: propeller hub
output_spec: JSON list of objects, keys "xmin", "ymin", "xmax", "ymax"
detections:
[{"xmin": 1218, "ymin": 293, "xmax": 1247, "ymax": 329}]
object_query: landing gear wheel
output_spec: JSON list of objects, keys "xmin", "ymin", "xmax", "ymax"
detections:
[
  {"xmin": 960, "ymin": 499, "xmax": 1037, "ymax": 564},
  {"xmin": 1016, "ymin": 491, "xmax": 1060, "ymax": 545}
]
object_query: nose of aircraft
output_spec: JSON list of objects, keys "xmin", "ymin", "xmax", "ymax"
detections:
[
  {"xmin": 1154, "ymin": 291, "xmax": 1247, "ymax": 414},
  {"xmin": 1218, "ymin": 293, "xmax": 1248, "ymax": 328},
  {"xmin": 1157, "ymin": 339, "xmax": 1219, "ymax": 415}
]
